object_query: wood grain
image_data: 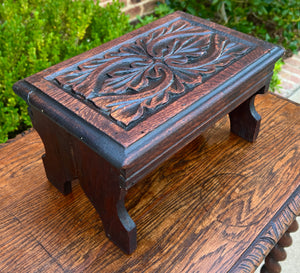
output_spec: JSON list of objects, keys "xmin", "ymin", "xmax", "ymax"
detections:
[
  {"xmin": 0, "ymin": 93, "xmax": 299, "ymax": 272},
  {"xmin": 260, "ymin": 220, "xmax": 299, "ymax": 273}
]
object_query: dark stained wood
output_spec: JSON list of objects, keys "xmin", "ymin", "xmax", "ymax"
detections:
[
  {"xmin": 28, "ymin": 103, "xmax": 138, "ymax": 253},
  {"xmin": 12, "ymin": 11, "xmax": 284, "ymax": 253},
  {"xmin": 28, "ymin": 106, "xmax": 77, "ymax": 195},
  {"xmin": 0, "ymin": 93, "xmax": 299, "ymax": 272},
  {"xmin": 260, "ymin": 220, "xmax": 299, "ymax": 273},
  {"xmin": 229, "ymin": 90, "xmax": 263, "ymax": 142},
  {"xmin": 72, "ymin": 138, "xmax": 137, "ymax": 254}
]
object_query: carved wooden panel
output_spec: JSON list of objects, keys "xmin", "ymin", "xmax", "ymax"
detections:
[
  {"xmin": 230, "ymin": 190, "xmax": 300, "ymax": 273},
  {"xmin": 51, "ymin": 20, "xmax": 252, "ymax": 128}
]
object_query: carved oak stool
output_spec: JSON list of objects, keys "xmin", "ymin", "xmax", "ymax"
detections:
[{"xmin": 13, "ymin": 11, "xmax": 284, "ymax": 254}]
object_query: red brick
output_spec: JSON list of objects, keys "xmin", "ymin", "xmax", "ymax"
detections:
[
  {"xmin": 125, "ymin": 6, "xmax": 142, "ymax": 19},
  {"xmin": 143, "ymin": 0, "xmax": 156, "ymax": 14},
  {"xmin": 99, "ymin": 0, "xmax": 111, "ymax": 4},
  {"xmin": 279, "ymin": 79, "xmax": 297, "ymax": 91},
  {"xmin": 284, "ymin": 57, "xmax": 300, "ymax": 68},
  {"xmin": 131, "ymin": 0, "xmax": 141, "ymax": 3},
  {"xmin": 294, "ymin": 54, "xmax": 300, "ymax": 61},
  {"xmin": 282, "ymin": 63, "xmax": 300, "ymax": 75},
  {"xmin": 278, "ymin": 70, "xmax": 300, "ymax": 85}
]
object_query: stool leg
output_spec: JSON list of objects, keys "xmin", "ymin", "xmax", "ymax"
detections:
[
  {"xmin": 29, "ymin": 106, "xmax": 136, "ymax": 253},
  {"xmin": 229, "ymin": 94, "xmax": 261, "ymax": 142},
  {"xmin": 260, "ymin": 219, "xmax": 299, "ymax": 273},
  {"xmin": 29, "ymin": 106, "xmax": 77, "ymax": 195},
  {"xmin": 74, "ymin": 140, "xmax": 137, "ymax": 254}
]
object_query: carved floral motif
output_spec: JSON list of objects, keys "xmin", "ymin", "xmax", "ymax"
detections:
[{"xmin": 54, "ymin": 20, "xmax": 251, "ymax": 127}]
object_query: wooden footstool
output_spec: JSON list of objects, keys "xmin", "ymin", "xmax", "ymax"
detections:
[{"xmin": 13, "ymin": 11, "xmax": 284, "ymax": 254}]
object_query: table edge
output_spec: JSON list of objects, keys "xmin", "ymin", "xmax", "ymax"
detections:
[{"xmin": 229, "ymin": 186, "xmax": 300, "ymax": 273}]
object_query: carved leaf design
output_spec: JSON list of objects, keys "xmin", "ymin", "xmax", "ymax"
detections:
[
  {"xmin": 54, "ymin": 20, "xmax": 251, "ymax": 127},
  {"xmin": 92, "ymin": 64, "xmax": 175, "ymax": 126}
]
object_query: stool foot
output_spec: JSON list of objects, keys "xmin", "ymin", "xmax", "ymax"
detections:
[
  {"xmin": 42, "ymin": 154, "xmax": 73, "ymax": 195},
  {"xmin": 29, "ymin": 107, "xmax": 78, "ymax": 195},
  {"xmin": 104, "ymin": 189, "xmax": 137, "ymax": 254},
  {"xmin": 229, "ymin": 93, "xmax": 261, "ymax": 142}
]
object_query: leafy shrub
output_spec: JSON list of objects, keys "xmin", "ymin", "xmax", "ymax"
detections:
[
  {"xmin": 0, "ymin": 0, "xmax": 132, "ymax": 143},
  {"xmin": 144, "ymin": 1, "xmax": 299, "ymax": 91},
  {"xmin": 134, "ymin": 3, "xmax": 175, "ymax": 29},
  {"xmin": 165, "ymin": 0, "xmax": 300, "ymax": 54}
]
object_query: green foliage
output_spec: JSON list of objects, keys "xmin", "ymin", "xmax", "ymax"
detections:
[
  {"xmin": 165, "ymin": 0, "xmax": 300, "ymax": 53},
  {"xmin": 163, "ymin": 0, "xmax": 299, "ymax": 93},
  {"xmin": 135, "ymin": 3, "xmax": 174, "ymax": 29},
  {"xmin": 269, "ymin": 58, "xmax": 284, "ymax": 92},
  {"xmin": 0, "ymin": 0, "xmax": 132, "ymax": 143}
]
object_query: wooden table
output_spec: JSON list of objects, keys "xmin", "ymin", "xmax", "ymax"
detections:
[{"xmin": 0, "ymin": 93, "xmax": 299, "ymax": 272}]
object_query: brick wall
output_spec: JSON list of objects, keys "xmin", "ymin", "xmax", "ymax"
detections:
[{"xmin": 99, "ymin": 0, "xmax": 159, "ymax": 20}]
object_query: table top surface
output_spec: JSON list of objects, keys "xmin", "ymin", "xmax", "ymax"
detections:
[
  {"xmin": 15, "ymin": 11, "xmax": 283, "ymax": 149},
  {"xmin": 1, "ymin": 93, "xmax": 299, "ymax": 273}
]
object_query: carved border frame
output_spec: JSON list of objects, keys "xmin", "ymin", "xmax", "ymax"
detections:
[
  {"xmin": 229, "ymin": 187, "xmax": 300, "ymax": 273},
  {"xmin": 48, "ymin": 19, "xmax": 253, "ymax": 129},
  {"xmin": 24, "ymin": 12, "xmax": 278, "ymax": 148}
]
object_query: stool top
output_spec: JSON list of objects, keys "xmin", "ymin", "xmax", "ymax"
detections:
[{"xmin": 14, "ymin": 11, "xmax": 283, "ymax": 183}]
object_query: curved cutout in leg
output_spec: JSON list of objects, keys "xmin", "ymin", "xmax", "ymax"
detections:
[
  {"xmin": 42, "ymin": 154, "xmax": 73, "ymax": 195},
  {"xmin": 29, "ymin": 106, "xmax": 77, "ymax": 195},
  {"xmin": 82, "ymin": 172, "xmax": 137, "ymax": 254},
  {"xmin": 74, "ymin": 140, "xmax": 137, "ymax": 254},
  {"xmin": 229, "ymin": 94, "xmax": 261, "ymax": 142},
  {"xmin": 105, "ymin": 189, "xmax": 137, "ymax": 254}
]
